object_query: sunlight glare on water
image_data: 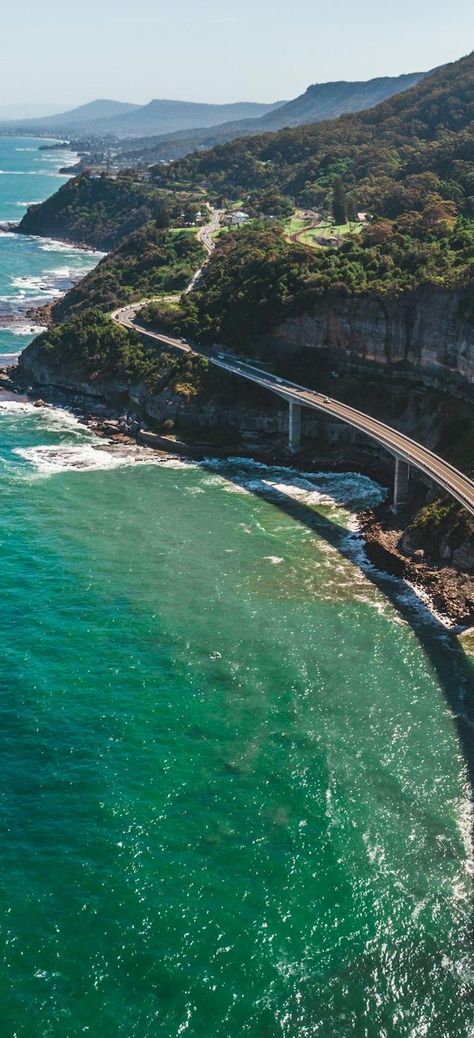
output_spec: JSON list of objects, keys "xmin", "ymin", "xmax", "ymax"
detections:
[{"xmin": 0, "ymin": 398, "xmax": 472, "ymax": 1037}]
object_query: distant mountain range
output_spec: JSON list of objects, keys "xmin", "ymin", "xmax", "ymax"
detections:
[
  {"xmin": 0, "ymin": 71, "xmax": 431, "ymax": 152},
  {"xmin": 119, "ymin": 71, "xmax": 430, "ymax": 163},
  {"xmin": 28, "ymin": 99, "xmax": 142, "ymax": 128},
  {"xmin": 155, "ymin": 53, "xmax": 473, "ymax": 205},
  {"xmin": 3, "ymin": 98, "xmax": 285, "ymax": 138}
]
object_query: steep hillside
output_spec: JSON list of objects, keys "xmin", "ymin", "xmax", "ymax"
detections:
[
  {"xmin": 17, "ymin": 174, "xmax": 188, "ymax": 251},
  {"xmin": 52, "ymin": 223, "xmax": 205, "ymax": 320},
  {"xmin": 118, "ymin": 71, "xmax": 429, "ymax": 163},
  {"xmin": 155, "ymin": 52, "xmax": 474, "ymax": 215},
  {"xmin": 140, "ymin": 223, "xmax": 474, "ymax": 376},
  {"xmin": 254, "ymin": 71, "xmax": 429, "ymax": 128}
]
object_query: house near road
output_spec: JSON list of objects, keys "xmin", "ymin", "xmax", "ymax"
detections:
[{"xmin": 224, "ymin": 210, "xmax": 250, "ymax": 227}]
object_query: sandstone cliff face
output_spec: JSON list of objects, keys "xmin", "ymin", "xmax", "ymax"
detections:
[{"xmin": 265, "ymin": 287, "xmax": 474, "ymax": 390}]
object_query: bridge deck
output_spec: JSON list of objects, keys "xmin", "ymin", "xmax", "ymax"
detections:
[{"xmin": 113, "ymin": 308, "xmax": 474, "ymax": 518}]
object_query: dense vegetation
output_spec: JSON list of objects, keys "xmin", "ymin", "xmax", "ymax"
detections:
[
  {"xmin": 154, "ymin": 53, "xmax": 474, "ymax": 225},
  {"xmin": 135, "ymin": 54, "xmax": 474, "ymax": 345},
  {"xmin": 18, "ymin": 173, "xmax": 204, "ymax": 251},
  {"xmin": 21, "ymin": 56, "xmax": 474, "ymax": 369},
  {"xmin": 53, "ymin": 222, "xmax": 205, "ymax": 321},
  {"xmin": 21, "ymin": 308, "xmax": 213, "ymax": 396},
  {"xmin": 140, "ymin": 217, "xmax": 474, "ymax": 347}
]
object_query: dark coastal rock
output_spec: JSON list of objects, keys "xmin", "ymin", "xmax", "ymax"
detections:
[{"xmin": 361, "ymin": 511, "xmax": 474, "ymax": 627}]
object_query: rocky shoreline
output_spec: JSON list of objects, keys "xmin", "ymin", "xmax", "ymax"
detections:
[
  {"xmin": 1, "ymin": 365, "xmax": 472, "ymax": 634},
  {"xmin": 359, "ymin": 510, "xmax": 474, "ymax": 629}
]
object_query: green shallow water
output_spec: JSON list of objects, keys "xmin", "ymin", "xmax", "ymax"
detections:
[{"xmin": 0, "ymin": 400, "xmax": 473, "ymax": 1037}]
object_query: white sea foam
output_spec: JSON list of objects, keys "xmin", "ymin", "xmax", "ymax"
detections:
[
  {"xmin": 11, "ymin": 275, "xmax": 52, "ymax": 292},
  {"xmin": 200, "ymin": 458, "xmax": 385, "ymax": 515},
  {"xmin": 10, "ymin": 267, "xmax": 87, "ymax": 301},
  {"xmin": 0, "ymin": 169, "xmax": 64, "ymax": 176},
  {"xmin": 14, "ymin": 441, "xmax": 173, "ymax": 475},
  {"xmin": 16, "ymin": 443, "xmax": 135, "ymax": 473},
  {"xmin": 0, "ymin": 399, "xmax": 89, "ymax": 432},
  {"xmin": 8, "ymin": 323, "xmax": 47, "ymax": 336},
  {"xmin": 38, "ymin": 239, "xmax": 105, "ymax": 258},
  {"xmin": 158, "ymin": 457, "xmax": 198, "ymax": 470},
  {"xmin": 0, "ymin": 400, "xmax": 42, "ymax": 415}
]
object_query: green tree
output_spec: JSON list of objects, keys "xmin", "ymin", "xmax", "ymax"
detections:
[{"xmin": 332, "ymin": 177, "xmax": 348, "ymax": 225}]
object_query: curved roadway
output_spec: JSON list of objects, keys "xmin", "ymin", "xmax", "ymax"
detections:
[{"xmin": 112, "ymin": 307, "xmax": 474, "ymax": 518}]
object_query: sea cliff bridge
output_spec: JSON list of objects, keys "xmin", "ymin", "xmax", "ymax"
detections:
[{"xmin": 113, "ymin": 304, "xmax": 474, "ymax": 518}]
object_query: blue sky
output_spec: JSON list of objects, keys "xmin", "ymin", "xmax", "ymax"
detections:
[{"xmin": 2, "ymin": 0, "xmax": 473, "ymax": 109}]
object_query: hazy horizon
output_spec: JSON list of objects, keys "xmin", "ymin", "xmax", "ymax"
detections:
[{"xmin": 1, "ymin": 0, "xmax": 473, "ymax": 111}]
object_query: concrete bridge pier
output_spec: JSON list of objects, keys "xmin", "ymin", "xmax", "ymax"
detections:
[
  {"xmin": 288, "ymin": 401, "xmax": 302, "ymax": 453},
  {"xmin": 393, "ymin": 457, "xmax": 410, "ymax": 512}
]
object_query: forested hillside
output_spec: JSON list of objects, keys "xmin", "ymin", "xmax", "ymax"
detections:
[
  {"xmin": 141, "ymin": 219, "xmax": 474, "ymax": 347},
  {"xmin": 53, "ymin": 223, "xmax": 205, "ymax": 321},
  {"xmin": 155, "ymin": 52, "xmax": 474, "ymax": 222},
  {"xmin": 17, "ymin": 174, "xmax": 188, "ymax": 251},
  {"xmin": 119, "ymin": 70, "xmax": 428, "ymax": 164}
]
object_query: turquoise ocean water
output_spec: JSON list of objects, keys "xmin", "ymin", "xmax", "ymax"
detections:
[
  {"xmin": 0, "ymin": 143, "xmax": 473, "ymax": 1038},
  {"xmin": 0, "ymin": 137, "xmax": 102, "ymax": 359}
]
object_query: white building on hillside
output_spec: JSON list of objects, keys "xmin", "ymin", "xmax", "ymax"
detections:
[{"xmin": 224, "ymin": 210, "xmax": 250, "ymax": 227}]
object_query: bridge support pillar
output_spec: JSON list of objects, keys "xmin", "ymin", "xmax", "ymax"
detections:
[
  {"xmin": 288, "ymin": 401, "xmax": 302, "ymax": 453},
  {"xmin": 393, "ymin": 457, "xmax": 410, "ymax": 512}
]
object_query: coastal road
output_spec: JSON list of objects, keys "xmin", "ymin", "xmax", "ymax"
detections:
[
  {"xmin": 197, "ymin": 206, "xmax": 222, "ymax": 255},
  {"xmin": 184, "ymin": 207, "xmax": 223, "ymax": 294},
  {"xmin": 112, "ymin": 305, "xmax": 474, "ymax": 517}
]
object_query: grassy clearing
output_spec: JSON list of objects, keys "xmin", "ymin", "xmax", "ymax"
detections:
[
  {"xmin": 168, "ymin": 227, "xmax": 201, "ymax": 237},
  {"xmin": 285, "ymin": 209, "xmax": 315, "ymax": 238},
  {"xmin": 286, "ymin": 215, "xmax": 309, "ymax": 236},
  {"xmin": 300, "ymin": 221, "xmax": 364, "ymax": 248},
  {"xmin": 284, "ymin": 209, "xmax": 365, "ymax": 248}
]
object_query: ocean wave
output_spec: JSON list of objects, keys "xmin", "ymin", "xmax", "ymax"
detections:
[
  {"xmin": 14, "ymin": 441, "xmax": 168, "ymax": 474},
  {"xmin": 0, "ymin": 399, "xmax": 90, "ymax": 430},
  {"xmin": 9, "ymin": 266, "xmax": 92, "ymax": 301},
  {"xmin": 0, "ymin": 352, "xmax": 20, "ymax": 366},
  {"xmin": 10, "ymin": 274, "xmax": 64, "ymax": 298},
  {"xmin": 201, "ymin": 457, "xmax": 386, "ymax": 513},
  {"xmin": 8, "ymin": 322, "xmax": 46, "ymax": 336},
  {"xmin": 0, "ymin": 169, "xmax": 66, "ymax": 176},
  {"xmin": 0, "ymin": 400, "xmax": 43, "ymax": 415},
  {"xmin": 38, "ymin": 239, "xmax": 105, "ymax": 257}
]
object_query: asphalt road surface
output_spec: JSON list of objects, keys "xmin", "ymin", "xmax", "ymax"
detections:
[{"xmin": 112, "ymin": 306, "xmax": 474, "ymax": 517}]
